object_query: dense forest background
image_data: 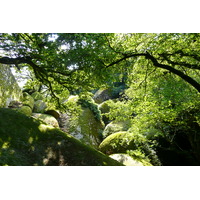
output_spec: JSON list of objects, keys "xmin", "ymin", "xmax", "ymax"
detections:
[{"xmin": 1, "ymin": 33, "xmax": 200, "ymax": 166}]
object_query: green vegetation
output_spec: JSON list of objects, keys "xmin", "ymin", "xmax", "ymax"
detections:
[
  {"xmin": 0, "ymin": 108, "xmax": 122, "ymax": 166},
  {"xmin": 1, "ymin": 33, "xmax": 200, "ymax": 165}
]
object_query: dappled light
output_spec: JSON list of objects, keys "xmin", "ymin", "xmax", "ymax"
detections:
[{"xmin": 1, "ymin": 33, "xmax": 200, "ymax": 166}]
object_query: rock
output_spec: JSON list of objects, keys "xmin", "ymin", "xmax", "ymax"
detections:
[
  {"xmin": 109, "ymin": 154, "xmax": 144, "ymax": 166},
  {"xmin": 22, "ymin": 92, "xmax": 34, "ymax": 110},
  {"xmin": 62, "ymin": 108, "xmax": 105, "ymax": 148},
  {"xmin": 8, "ymin": 100, "xmax": 22, "ymax": 108},
  {"xmin": 31, "ymin": 91, "xmax": 44, "ymax": 101},
  {"xmin": 45, "ymin": 110, "xmax": 60, "ymax": 119},
  {"xmin": 33, "ymin": 100, "xmax": 47, "ymax": 113},
  {"xmin": 98, "ymin": 100, "xmax": 112, "ymax": 125},
  {"xmin": 93, "ymin": 88, "xmax": 113, "ymax": 104},
  {"xmin": 93, "ymin": 85, "xmax": 126, "ymax": 104},
  {"xmin": 99, "ymin": 131, "xmax": 160, "ymax": 165},
  {"xmin": 102, "ymin": 120, "xmax": 131, "ymax": 139},
  {"xmin": 61, "ymin": 95, "xmax": 105, "ymax": 148},
  {"xmin": 0, "ymin": 108, "xmax": 123, "ymax": 166},
  {"xmin": 32, "ymin": 113, "xmax": 59, "ymax": 128},
  {"xmin": 17, "ymin": 106, "xmax": 32, "ymax": 116}
]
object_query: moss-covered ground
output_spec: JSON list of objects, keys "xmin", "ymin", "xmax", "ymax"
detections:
[{"xmin": 0, "ymin": 108, "xmax": 123, "ymax": 166}]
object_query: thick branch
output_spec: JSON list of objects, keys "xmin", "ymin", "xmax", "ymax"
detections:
[
  {"xmin": 105, "ymin": 53, "xmax": 146, "ymax": 68},
  {"xmin": 159, "ymin": 53, "xmax": 200, "ymax": 70},
  {"xmin": 145, "ymin": 52, "xmax": 200, "ymax": 93},
  {"xmin": 104, "ymin": 52, "xmax": 200, "ymax": 93}
]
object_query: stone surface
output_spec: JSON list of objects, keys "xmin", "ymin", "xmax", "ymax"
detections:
[
  {"xmin": 62, "ymin": 107, "xmax": 105, "ymax": 148},
  {"xmin": 60, "ymin": 95, "xmax": 105, "ymax": 148},
  {"xmin": 0, "ymin": 108, "xmax": 123, "ymax": 166},
  {"xmin": 17, "ymin": 106, "xmax": 32, "ymax": 116},
  {"xmin": 8, "ymin": 100, "xmax": 22, "ymax": 108},
  {"xmin": 45, "ymin": 110, "xmax": 60, "ymax": 119},
  {"xmin": 109, "ymin": 154, "xmax": 144, "ymax": 166},
  {"xmin": 102, "ymin": 120, "xmax": 131, "ymax": 139},
  {"xmin": 33, "ymin": 100, "xmax": 47, "ymax": 113},
  {"xmin": 32, "ymin": 113, "xmax": 59, "ymax": 128}
]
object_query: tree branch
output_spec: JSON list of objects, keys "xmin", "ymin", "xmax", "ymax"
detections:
[{"xmin": 145, "ymin": 52, "xmax": 200, "ymax": 93}]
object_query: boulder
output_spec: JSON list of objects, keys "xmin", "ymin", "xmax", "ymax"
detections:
[
  {"xmin": 31, "ymin": 91, "xmax": 44, "ymax": 101},
  {"xmin": 8, "ymin": 100, "xmax": 22, "ymax": 108},
  {"xmin": 61, "ymin": 95, "xmax": 105, "ymax": 148},
  {"xmin": 102, "ymin": 120, "xmax": 131, "ymax": 139},
  {"xmin": 45, "ymin": 110, "xmax": 60, "ymax": 119},
  {"xmin": 62, "ymin": 108, "xmax": 105, "ymax": 148},
  {"xmin": 98, "ymin": 100, "xmax": 112, "ymax": 125},
  {"xmin": 32, "ymin": 113, "xmax": 59, "ymax": 128},
  {"xmin": 0, "ymin": 108, "xmax": 123, "ymax": 166},
  {"xmin": 33, "ymin": 100, "xmax": 47, "ymax": 113},
  {"xmin": 17, "ymin": 106, "xmax": 32, "ymax": 116},
  {"xmin": 99, "ymin": 131, "xmax": 161, "ymax": 165},
  {"xmin": 22, "ymin": 92, "xmax": 34, "ymax": 110},
  {"xmin": 109, "ymin": 154, "xmax": 144, "ymax": 166},
  {"xmin": 93, "ymin": 85, "xmax": 126, "ymax": 104}
]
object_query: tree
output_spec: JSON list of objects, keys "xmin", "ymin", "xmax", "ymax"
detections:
[{"xmin": 0, "ymin": 33, "xmax": 200, "ymax": 101}]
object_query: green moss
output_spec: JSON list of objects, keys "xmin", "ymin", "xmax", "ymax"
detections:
[
  {"xmin": 99, "ymin": 131, "xmax": 161, "ymax": 166},
  {"xmin": 102, "ymin": 120, "xmax": 131, "ymax": 138},
  {"xmin": 0, "ymin": 108, "xmax": 122, "ymax": 166},
  {"xmin": 17, "ymin": 106, "xmax": 32, "ymax": 116},
  {"xmin": 32, "ymin": 113, "xmax": 59, "ymax": 128},
  {"xmin": 33, "ymin": 100, "xmax": 47, "ymax": 113},
  {"xmin": 22, "ymin": 92, "xmax": 34, "ymax": 110},
  {"xmin": 31, "ymin": 92, "xmax": 44, "ymax": 101}
]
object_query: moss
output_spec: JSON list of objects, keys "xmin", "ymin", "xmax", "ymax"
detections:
[
  {"xmin": 33, "ymin": 100, "xmax": 47, "ymax": 113},
  {"xmin": 102, "ymin": 120, "xmax": 131, "ymax": 138},
  {"xmin": 0, "ymin": 108, "xmax": 122, "ymax": 166},
  {"xmin": 99, "ymin": 131, "xmax": 160, "ymax": 166},
  {"xmin": 32, "ymin": 113, "xmax": 59, "ymax": 128},
  {"xmin": 31, "ymin": 92, "xmax": 44, "ymax": 101},
  {"xmin": 22, "ymin": 92, "xmax": 34, "ymax": 110}
]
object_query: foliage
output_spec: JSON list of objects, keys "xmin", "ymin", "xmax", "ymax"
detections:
[
  {"xmin": 0, "ymin": 108, "xmax": 122, "ymax": 166},
  {"xmin": 1, "ymin": 33, "xmax": 200, "ymax": 165},
  {"xmin": 78, "ymin": 92, "xmax": 102, "ymax": 121}
]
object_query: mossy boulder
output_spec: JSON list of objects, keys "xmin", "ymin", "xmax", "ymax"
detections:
[
  {"xmin": 22, "ymin": 92, "xmax": 34, "ymax": 110},
  {"xmin": 98, "ymin": 100, "xmax": 112, "ymax": 125},
  {"xmin": 109, "ymin": 154, "xmax": 145, "ymax": 166},
  {"xmin": 99, "ymin": 131, "xmax": 160, "ymax": 165},
  {"xmin": 31, "ymin": 91, "xmax": 44, "ymax": 101},
  {"xmin": 17, "ymin": 106, "xmax": 32, "ymax": 116},
  {"xmin": 63, "ymin": 108, "xmax": 105, "ymax": 148},
  {"xmin": 102, "ymin": 120, "xmax": 132, "ymax": 139},
  {"xmin": 61, "ymin": 95, "xmax": 105, "ymax": 148},
  {"xmin": 32, "ymin": 113, "xmax": 59, "ymax": 128},
  {"xmin": 8, "ymin": 100, "xmax": 22, "ymax": 108},
  {"xmin": 33, "ymin": 100, "xmax": 47, "ymax": 113},
  {"xmin": 0, "ymin": 108, "xmax": 123, "ymax": 166},
  {"xmin": 93, "ymin": 85, "xmax": 126, "ymax": 104},
  {"xmin": 45, "ymin": 110, "xmax": 60, "ymax": 119}
]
